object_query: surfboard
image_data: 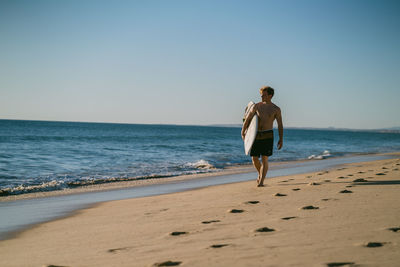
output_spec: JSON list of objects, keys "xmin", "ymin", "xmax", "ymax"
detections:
[{"xmin": 243, "ymin": 101, "xmax": 258, "ymax": 155}]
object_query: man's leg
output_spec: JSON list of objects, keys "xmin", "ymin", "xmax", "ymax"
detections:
[
  {"xmin": 258, "ymin": 156, "xmax": 269, "ymax": 186},
  {"xmin": 252, "ymin": 156, "xmax": 261, "ymax": 183}
]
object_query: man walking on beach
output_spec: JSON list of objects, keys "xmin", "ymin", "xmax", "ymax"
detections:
[{"xmin": 241, "ymin": 86, "xmax": 283, "ymax": 187}]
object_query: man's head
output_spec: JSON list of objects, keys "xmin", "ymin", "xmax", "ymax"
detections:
[{"xmin": 259, "ymin": 86, "xmax": 274, "ymax": 102}]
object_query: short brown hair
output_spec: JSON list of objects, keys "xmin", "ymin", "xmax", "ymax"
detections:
[{"xmin": 260, "ymin": 86, "xmax": 274, "ymax": 97}]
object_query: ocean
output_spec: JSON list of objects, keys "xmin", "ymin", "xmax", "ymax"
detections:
[{"xmin": 1, "ymin": 119, "xmax": 400, "ymax": 196}]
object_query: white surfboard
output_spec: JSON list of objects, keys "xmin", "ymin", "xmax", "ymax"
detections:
[{"xmin": 243, "ymin": 101, "xmax": 258, "ymax": 155}]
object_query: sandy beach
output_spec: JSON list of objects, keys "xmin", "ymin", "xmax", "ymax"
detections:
[{"xmin": 1, "ymin": 156, "xmax": 400, "ymax": 267}]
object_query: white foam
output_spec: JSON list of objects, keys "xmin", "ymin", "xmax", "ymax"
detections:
[
  {"xmin": 308, "ymin": 150, "xmax": 331, "ymax": 160},
  {"xmin": 323, "ymin": 150, "xmax": 331, "ymax": 156},
  {"xmin": 186, "ymin": 160, "xmax": 215, "ymax": 170},
  {"xmin": 2, "ymin": 180, "xmax": 66, "ymax": 195}
]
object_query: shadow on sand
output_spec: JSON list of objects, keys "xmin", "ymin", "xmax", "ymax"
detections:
[
  {"xmin": 275, "ymin": 180, "xmax": 400, "ymax": 187},
  {"xmin": 352, "ymin": 180, "xmax": 400, "ymax": 186}
]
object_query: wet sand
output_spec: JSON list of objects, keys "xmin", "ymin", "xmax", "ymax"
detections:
[{"xmin": 1, "ymin": 156, "xmax": 400, "ymax": 266}]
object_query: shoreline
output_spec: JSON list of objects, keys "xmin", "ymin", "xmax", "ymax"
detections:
[
  {"xmin": 1, "ymin": 152, "xmax": 399, "ymax": 203},
  {"xmin": 0, "ymin": 153, "xmax": 398, "ymax": 241},
  {"xmin": 0, "ymin": 163, "xmax": 255, "ymax": 202},
  {"xmin": 0, "ymin": 155, "xmax": 399, "ymax": 266}
]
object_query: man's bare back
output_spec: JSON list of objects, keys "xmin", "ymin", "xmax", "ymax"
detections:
[{"xmin": 253, "ymin": 102, "xmax": 281, "ymax": 131}]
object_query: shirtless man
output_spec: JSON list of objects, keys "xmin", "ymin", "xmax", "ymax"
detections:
[{"xmin": 241, "ymin": 86, "xmax": 283, "ymax": 187}]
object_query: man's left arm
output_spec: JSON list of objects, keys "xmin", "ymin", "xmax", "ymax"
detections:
[{"xmin": 276, "ymin": 107, "xmax": 283, "ymax": 150}]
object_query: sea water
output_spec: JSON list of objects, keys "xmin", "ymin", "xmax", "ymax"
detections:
[{"xmin": 1, "ymin": 119, "xmax": 400, "ymax": 195}]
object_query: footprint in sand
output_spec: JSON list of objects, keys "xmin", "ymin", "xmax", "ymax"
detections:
[
  {"xmin": 245, "ymin": 201, "xmax": 260, "ymax": 204},
  {"xmin": 376, "ymin": 173, "xmax": 386, "ymax": 176},
  {"xmin": 274, "ymin": 193, "xmax": 287, "ymax": 197},
  {"xmin": 388, "ymin": 227, "xmax": 400, "ymax": 232},
  {"xmin": 348, "ymin": 174, "xmax": 354, "ymax": 177},
  {"xmin": 353, "ymin": 178, "xmax": 368, "ymax": 182},
  {"xmin": 322, "ymin": 198, "xmax": 338, "ymax": 201},
  {"xmin": 324, "ymin": 180, "xmax": 331, "ymax": 182},
  {"xmin": 309, "ymin": 182, "xmax": 320, "ymax": 185},
  {"xmin": 170, "ymin": 231, "xmax": 187, "ymax": 236},
  {"xmin": 107, "ymin": 247, "xmax": 130, "ymax": 253},
  {"xmin": 393, "ymin": 168, "xmax": 399, "ymax": 171},
  {"xmin": 357, "ymin": 171, "xmax": 365, "ymax": 174},
  {"xmin": 145, "ymin": 208, "xmax": 169, "ymax": 216},
  {"xmin": 202, "ymin": 220, "xmax": 220, "ymax": 224},
  {"xmin": 326, "ymin": 262, "xmax": 355, "ymax": 267},
  {"xmin": 302, "ymin": 205, "xmax": 319, "ymax": 210},
  {"xmin": 365, "ymin": 242, "xmax": 385, "ymax": 248},
  {"xmin": 339, "ymin": 190, "xmax": 353, "ymax": 193},
  {"xmin": 346, "ymin": 186, "xmax": 353, "ymax": 188},
  {"xmin": 255, "ymin": 227, "xmax": 275, "ymax": 232},
  {"xmin": 230, "ymin": 209, "xmax": 245, "ymax": 213},
  {"xmin": 44, "ymin": 265, "xmax": 70, "ymax": 267},
  {"xmin": 382, "ymin": 167, "xmax": 388, "ymax": 169},
  {"xmin": 337, "ymin": 176, "xmax": 347, "ymax": 179},
  {"xmin": 292, "ymin": 188, "xmax": 301, "ymax": 191},
  {"xmin": 281, "ymin": 216, "xmax": 297, "ymax": 220},
  {"xmin": 210, "ymin": 244, "xmax": 229, "ymax": 248},
  {"xmin": 154, "ymin": 261, "xmax": 182, "ymax": 266}
]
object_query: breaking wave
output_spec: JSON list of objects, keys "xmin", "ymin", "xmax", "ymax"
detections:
[
  {"xmin": 308, "ymin": 150, "xmax": 332, "ymax": 160},
  {"xmin": 185, "ymin": 160, "xmax": 215, "ymax": 170},
  {"xmin": 0, "ymin": 160, "xmax": 218, "ymax": 196}
]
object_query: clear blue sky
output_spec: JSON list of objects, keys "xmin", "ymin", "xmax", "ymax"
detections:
[{"xmin": 1, "ymin": 0, "xmax": 399, "ymax": 129}]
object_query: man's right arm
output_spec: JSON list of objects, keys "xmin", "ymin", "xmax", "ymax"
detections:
[{"xmin": 241, "ymin": 105, "xmax": 256, "ymax": 140}]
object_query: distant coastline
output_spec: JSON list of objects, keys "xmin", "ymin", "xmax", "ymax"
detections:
[
  {"xmin": 210, "ymin": 123, "xmax": 400, "ymax": 133},
  {"xmin": 1, "ymin": 119, "xmax": 399, "ymax": 133}
]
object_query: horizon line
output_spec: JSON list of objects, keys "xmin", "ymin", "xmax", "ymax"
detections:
[{"xmin": 1, "ymin": 118, "xmax": 399, "ymax": 132}]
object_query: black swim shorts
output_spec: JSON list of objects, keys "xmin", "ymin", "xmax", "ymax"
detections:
[{"xmin": 250, "ymin": 130, "xmax": 274, "ymax": 157}]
